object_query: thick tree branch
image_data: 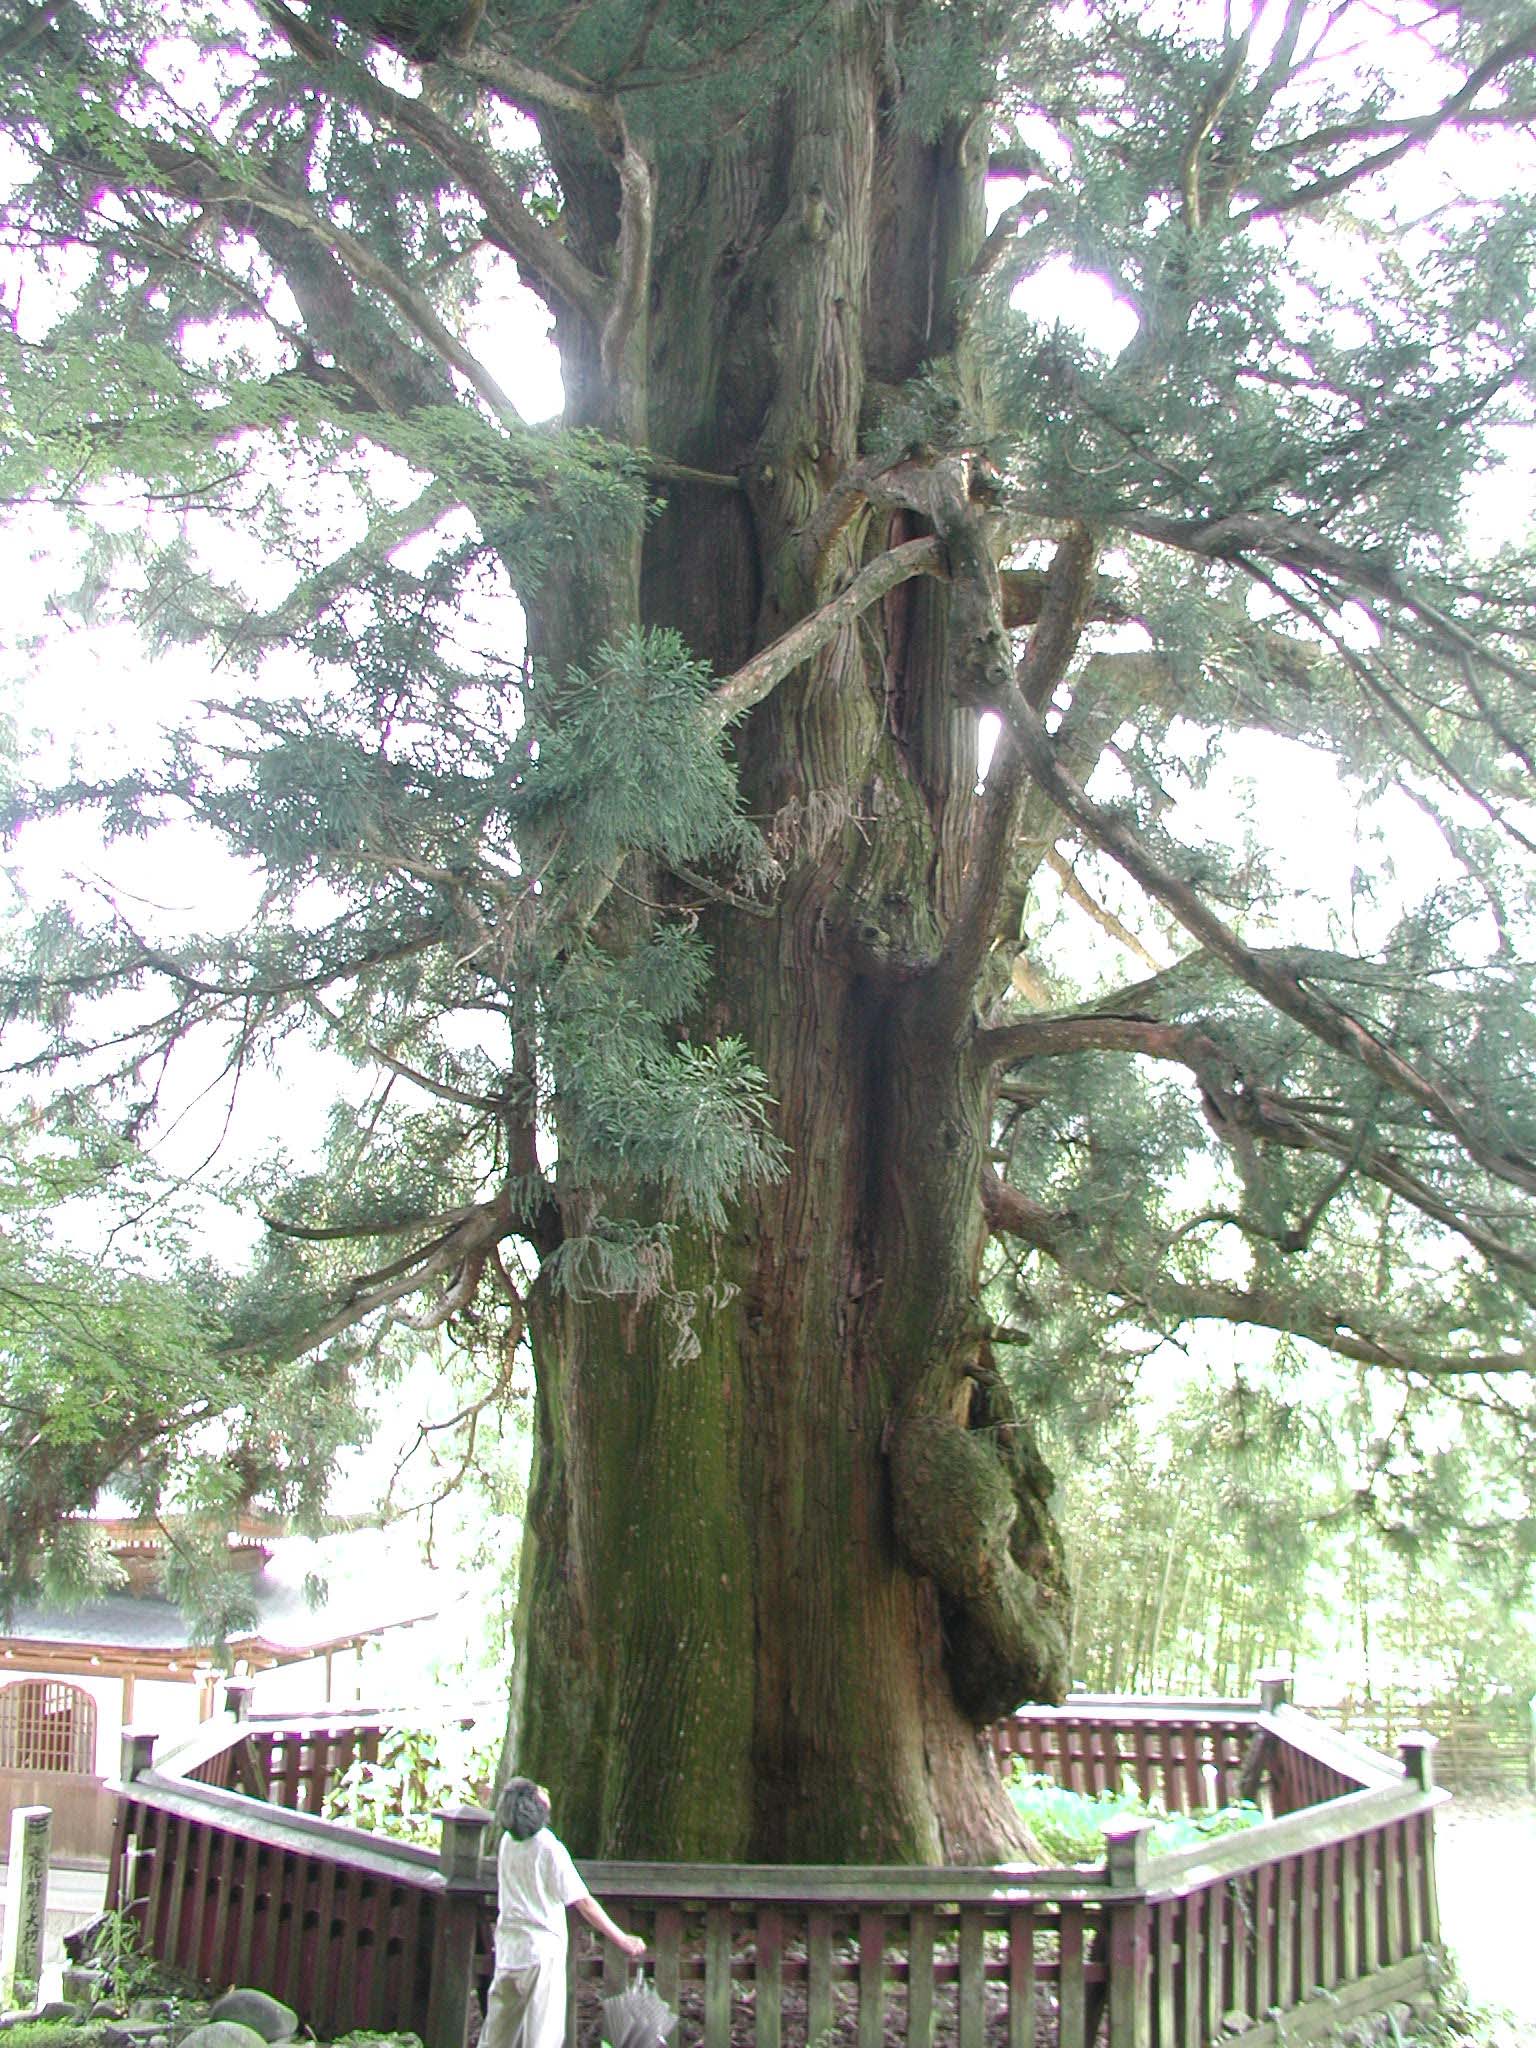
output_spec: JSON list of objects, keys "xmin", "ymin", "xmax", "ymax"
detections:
[
  {"xmin": 708, "ymin": 536, "xmax": 946, "ymax": 727},
  {"xmin": 980, "ymin": 1163, "xmax": 1065, "ymax": 1254},
  {"xmin": 1044, "ymin": 847, "xmax": 1164, "ymax": 971},
  {"xmin": 243, "ymin": 182, "xmax": 524, "ymax": 421},
  {"xmin": 600, "ymin": 114, "xmax": 654, "ymax": 405},
  {"xmin": 1233, "ymin": 29, "xmax": 1536, "ymax": 227},
  {"xmin": 259, "ymin": 1, "xmax": 610, "ymax": 327},
  {"xmin": 982, "ymin": 1170, "xmax": 1533, "ymax": 1380},
  {"xmin": 1123, "ymin": 1279, "xmax": 1536, "ymax": 1381},
  {"xmin": 244, "ymin": 1187, "xmax": 516, "ymax": 1366},
  {"xmin": 302, "ymin": 992, "xmax": 507, "ymax": 1112},
  {"xmin": 998, "ymin": 688, "xmax": 1536, "ymax": 1197},
  {"xmin": 937, "ymin": 526, "xmax": 1098, "ymax": 1006},
  {"xmin": 978, "ymin": 993, "xmax": 1536, "ymax": 1276}
]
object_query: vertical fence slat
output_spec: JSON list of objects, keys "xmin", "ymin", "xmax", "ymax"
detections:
[
  {"xmin": 1402, "ymin": 1819, "xmax": 1425, "ymax": 1953},
  {"xmin": 907, "ymin": 1905, "xmax": 936, "ymax": 2048},
  {"xmin": 1185, "ymin": 1726, "xmax": 1206, "ymax": 1815},
  {"xmin": 1007, "ymin": 1903, "xmax": 1035, "ymax": 2048},
  {"xmin": 1201, "ymin": 1881, "xmax": 1224, "ymax": 2042},
  {"xmin": 1228, "ymin": 1879, "xmax": 1251, "ymax": 2028},
  {"xmin": 1383, "ymin": 1824, "xmax": 1404, "ymax": 1964},
  {"xmin": 1059, "ymin": 1905, "xmax": 1087, "ymax": 2048},
  {"xmin": 1340, "ymin": 1836, "xmax": 1361, "ymax": 1986},
  {"xmin": 1107, "ymin": 1896, "xmax": 1150, "ymax": 2048},
  {"xmin": 755, "ymin": 1905, "xmax": 783, "ymax": 2048},
  {"xmin": 1152, "ymin": 1901, "xmax": 1176, "ymax": 2048},
  {"xmin": 1318, "ymin": 1842, "xmax": 1339, "ymax": 1990},
  {"xmin": 1295, "ymin": 1849, "xmax": 1317, "ymax": 2003},
  {"xmin": 1131, "ymin": 1724, "xmax": 1154, "ymax": 1808},
  {"xmin": 1178, "ymin": 1894, "xmax": 1201, "ymax": 2048},
  {"xmin": 957, "ymin": 1904, "xmax": 985, "ymax": 2048},
  {"xmin": 1253, "ymin": 1863, "xmax": 1274, "ymax": 2019},
  {"xmin": 1271, "ymin": 1856, "xmax": 1294, "ymax": 2013},
  {"xmin": 653, "ymin": 1903, "xmax": 683, "ymax": 2023},
  {"xmin": 148, "ymin": 1813, "xmax": 179, "ymax": 1963},
  {"xmin": 704, "ymin": 1902, "xmax": 733, "ymax": 2048},
  {"xmin": 806, "ymin": 1909, "xmax": 833, "ymax": 2048},
  {"xmin": 1360, "ymin": 1831, "xmax": 1380, "ymax": 1978},
  {"xmin": 858, "ymin": 1910, "xmax": 886, "ymax": 2048},
  {"xmin": 358, "ymin": 1874, "xmax": 386, "ymax": 2029},
  {"xmin": 233, "ymin": 1837, "xmax": 260, "ymax": 1987}
]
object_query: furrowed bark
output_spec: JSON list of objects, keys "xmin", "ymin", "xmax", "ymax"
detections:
[{"xmin": 504, "ymin": 6, "xmax": 1068, "ymax": 1862}]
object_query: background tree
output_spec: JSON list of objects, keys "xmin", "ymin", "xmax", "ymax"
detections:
[
  {"xmin": 1046, "ymin": 1373, "xmax": 1536, "ymax": 1702},
  {"xmin": 3, "ymin": 0, "xmax": 1536, "ymax": 1861}
]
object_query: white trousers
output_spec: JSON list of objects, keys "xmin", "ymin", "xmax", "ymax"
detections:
[{"xmin": 481, "ymin": 1955, "xmax": 567, "ymax": 2048}]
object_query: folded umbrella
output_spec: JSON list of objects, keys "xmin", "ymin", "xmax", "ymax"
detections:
[{"xmin": 601, "ymin": 1974, "xmax": 678, "ymax": 2048}]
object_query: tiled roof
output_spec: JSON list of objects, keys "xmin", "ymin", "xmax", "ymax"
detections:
[{"xmin": 2, "ymin": 1527, "xmax": 442, "ymax": 1659}]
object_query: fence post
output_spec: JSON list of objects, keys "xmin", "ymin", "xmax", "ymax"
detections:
[
  {"xmin": 426, "ymin": 1805, "xmax": 492, "ymax": 2048},
  {"xmin": 0, "ymin": 1805, "xmax": 53, "ymax": 2012},
  {"xmin": 1398, "ymin": 1733, "xmax": 1436, "ymax": 1791},
  {"xmin": 223, "ymin": 1679, "xmax": 255, "ymax": 1722},
  {"xmin": 120, "ymin": 1730, "xmax": 157, "ymax": 1780},
  {"xmin": 1257, "ymin": 1671, "xmax": 1292, "ymax": 1714},
  {"xmin": 1103, "ymin": 1820, "xmax": 1152, "ymax": 2048}
]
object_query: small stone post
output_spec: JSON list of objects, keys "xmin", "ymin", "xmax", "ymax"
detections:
[
  {"xmin": 426, "ymin": 1805, "xmax": 492, "ymax": 2048},
  {"xmin": 0, "ymin": 1805, "xmax": 53, "ymax": 2012}
]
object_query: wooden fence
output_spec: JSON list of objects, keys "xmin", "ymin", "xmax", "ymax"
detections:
[
  {"xmin": 101, "ymin": 1682, "xmax": 1446, "ymax": 2048},
  {"xmin": 1316, "ymin": 1694, "xmax": 1535, "ymax": 1794}
]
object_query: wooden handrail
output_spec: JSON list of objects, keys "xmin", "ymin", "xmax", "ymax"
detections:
[
  {"xmin": 1256, "ymin": 1703, "xmax": 1406, "ymax": 1790},
  {"xmin": 108, "ymin": 1688, "xmax": 1448, "ymax": 2048},
  {"xmin": 121, "ymin": 1768, "xmax": 441, "ymax": 1880},
  {"xmin": 1145, "ymin": 1779, "xmax": 1445, "ymax": 1891}
]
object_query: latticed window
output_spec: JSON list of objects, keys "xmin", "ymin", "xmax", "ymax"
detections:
[{"xmin": 0, "ymin": 1680, "xmax": 96, "ymax": 1773}]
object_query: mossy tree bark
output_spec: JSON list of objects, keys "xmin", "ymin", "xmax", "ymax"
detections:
[{"xmin": 504, "ymin": 12, "xmax": 1070, "ymax": 1863}]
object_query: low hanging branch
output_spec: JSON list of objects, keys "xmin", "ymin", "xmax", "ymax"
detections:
[
  {"xmin": 242, "ymin": 1184, "xmax": 518, "ymax": 1365},
  {"xmin": 997, "ymin": 685, "xmax": 1536, "ymax": 1198},
  {"xmin": 981, "ymin": 1168, "xmax": 1535, "ymax": 1380},
  {"xmin": 260, "ymin": 1, "xmax": 611, "ymax": 329},
  {"xmin": 975, "ymin": 1007, "xmax": 1536, "ymax": 1278}
]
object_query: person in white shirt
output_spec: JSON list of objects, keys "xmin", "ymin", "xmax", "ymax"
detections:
[{"xmin": 480, "ymin": 1777, "xmax": 645, "ymax": 2048}]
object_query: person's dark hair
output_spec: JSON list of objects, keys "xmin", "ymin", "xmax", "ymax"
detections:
[{"xmin": 499, "ymin": 1777, "xmax": 551, "ymax": 1841}]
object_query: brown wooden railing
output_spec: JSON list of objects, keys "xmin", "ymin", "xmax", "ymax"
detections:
[{"xmin": 105, "ymin": 1681, "xmax": 1447, "ymax": 2048}]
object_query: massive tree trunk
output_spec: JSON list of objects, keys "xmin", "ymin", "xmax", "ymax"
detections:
[{"xmin": 506, "ymin": 15, "xmax": 1069, "ymax": 1862}]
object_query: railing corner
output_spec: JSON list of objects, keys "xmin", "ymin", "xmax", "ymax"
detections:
[
  {"xmin": 120, "ymin": 1729, "xmax": 157, "ymax": 1781},
  {"xmin": 1399, "ymin": 1731, "xmax": 1437, "ymax": 1791},
  {"xmin": 436, "ymin": 1804, "xmax": 493, "ymax": 1884},
  {"xmin": 1102, "ymin": 1816, "xmax": 1154, "ymax": 1890},
  {"xmin": 1257, "ymin": 1670, "xmax": 1293, "ymax": 1714}
]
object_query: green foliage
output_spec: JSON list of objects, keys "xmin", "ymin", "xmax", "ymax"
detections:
[
  {"xmin": 1, "ymin": 0, "xmax": 1536, "ymax": 1804},
  {"xmin": 0, "ymin": 2026, "xmax": 105, "ymax": 2048},
  {"xmin": 1008, "ymin": 1769, "xmax": 1261, "ymax": 1866},
  {"xmin": 322, "ymin": 1723, "xmax": 498, "ymax": 1845},
  {"xmin": 70, "ymin": 1905, "xmax": 166, "ymax": 2006},
  {"xmin": 0, "ymin": 1097, "xmax": 379, "ymax": 1612},
  {"xmin": 520, "ymin": 629, "xmax": 768, "ymax": 887}
]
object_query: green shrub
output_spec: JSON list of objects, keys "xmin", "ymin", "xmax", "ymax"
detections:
[
  {"xmin": 322, "ymin": 1724, "xmax": 498, "ymax": 1846},
  {"xmin": 1009, "ymin": 1769, "xmax": 1261, "ymax": 1865},
  {"xmin": 0, "ymin": 2024, "xmax": 108, "ymax": 2048}
]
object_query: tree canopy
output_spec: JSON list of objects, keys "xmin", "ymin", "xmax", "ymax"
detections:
[{"xmin": 3, "ymin": 0, "xmax": 1536, "ymax": 1858}]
